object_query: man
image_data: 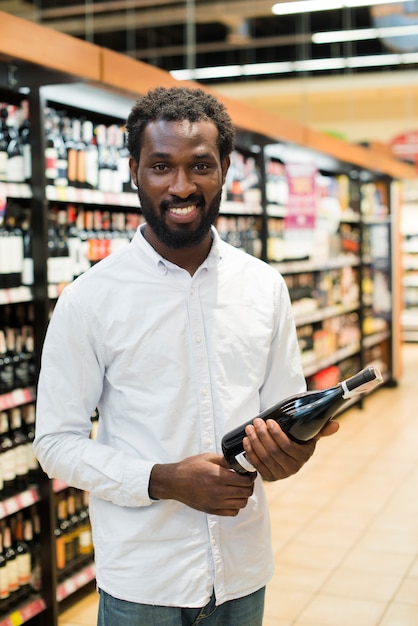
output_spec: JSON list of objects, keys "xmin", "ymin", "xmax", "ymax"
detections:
[{"xmin": 34, "ymin": 86, "xmax": 338, "ymax": 625}]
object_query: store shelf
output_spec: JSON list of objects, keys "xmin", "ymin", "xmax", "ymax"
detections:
[
  {"xmin": 0, "ymin": 182, "xmax": 32, "ymax": 199},
  {"xmin": 0, "ymin": 287, "xmax": 32, "ymax": 305},
  {"xmin": 46, "ymin": 185, "xmax": 138, "ymax": 208},
  {"xmin": 294, "ymin": 302, "xmax": 360, "ymax": 327},
  {"xmin": 0, "ymin": 487, "xmax": 40, "ymax": 520},
  {"xmin": 303, "ymin": 343, "xmax": 362, "ymax": 378},
  {"xmin": 56, "ymin": 564, "xmax": 96, "ymax": 603},
  {"xmin": 0, "ymin": 597, "xmax": 46, "ymax": 626},
  {"xmin": 0, "ymin": 387, "xmax": 36, "ymax": 412}
]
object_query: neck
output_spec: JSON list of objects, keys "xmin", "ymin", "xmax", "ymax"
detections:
[{"xmin": 143, "ymin": 225, "xmax": 213, "ymax": 276}]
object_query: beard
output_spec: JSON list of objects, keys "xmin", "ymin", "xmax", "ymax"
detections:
[{"xmin": 137, "ymin": 188, "xmax": 222, "ymax": 249}]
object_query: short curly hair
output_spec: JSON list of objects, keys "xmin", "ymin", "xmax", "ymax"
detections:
[{"xmin": 126, "ymin": 86, "xmax": 235, "ymax": 163}]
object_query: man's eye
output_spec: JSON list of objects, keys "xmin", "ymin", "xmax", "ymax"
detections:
[
  {"xmin": 153, "ymin": 163, "xmax": 168, "ymax": 171},
  {"xmin": 194, "ymin": 163, "xmax": 209, "ymax": 171}
]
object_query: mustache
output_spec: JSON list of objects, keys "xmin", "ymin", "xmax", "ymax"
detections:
[{"xmin": 160, "ymin": 195, "xmax": 203, "ymax": 210}]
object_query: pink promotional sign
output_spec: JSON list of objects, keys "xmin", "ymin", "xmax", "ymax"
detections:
[
  {"xmin": 390, "ymin": 131, "xmax": 418, "ymax": 170},
  {"xmin": 284, "ymin": 163, "xmax": 318, "ymax": 231}
]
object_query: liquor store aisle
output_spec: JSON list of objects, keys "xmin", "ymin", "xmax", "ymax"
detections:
[{"xmin": 59, "ymin": 344, "xmax": 418, "ymax": 626}]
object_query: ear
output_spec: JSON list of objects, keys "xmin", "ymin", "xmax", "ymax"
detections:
[
  {"xmin": 129, "ymin": 157, "xmax": 138, "ymax": 188},
  {"xmin": 221, "ymin": 156, "xmax": 230, "ymax": 186}
]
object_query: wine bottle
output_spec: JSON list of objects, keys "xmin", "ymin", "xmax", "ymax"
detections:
[
  {"xmin": 14, "ymin": 513, "xmax": 31, "ymax": 601},
  {"xmin": 0, "ymin": 530, "xmax": 11, "ymax": 613},
  {"xmin": 6, "ymin": 105, "xmax": 25, "ymax": 183},
  {"xmin": 9, "ymin": 407, "xmax": 29, "ymax": 493},
  {"xmin": 0, "ymin": 410, "xmax": 16, "ymax": 498},
  {"xmin": 0, "ymin": 105, "xmax": 10, "ymax": 182},
  {"xmin": 2, "ymin": 525, "xmax": 19, "ymax": 608},
  {"xmin": 222, "ymin": 365, "xmax": 383, "ymax": 474}
]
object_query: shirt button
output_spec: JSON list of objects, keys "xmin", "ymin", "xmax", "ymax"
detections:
[
  {"xmin": 195, "ymin": 335, "xmax": 201, "ymax": 344},
  {"xmin": 201, "ymin": 388, "xmax": 208, "ymax": 396},
  {"xmin": 190, "ymin": 287, "xmax": 195, "ymax": 295},
  {"xmin": 205, "ymin": 437, "xmax": 212, "ymax": 446}
]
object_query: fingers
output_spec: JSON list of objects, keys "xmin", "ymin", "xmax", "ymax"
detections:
[
  {"xmin": 243, "ymin": 418, "xmax": 316, "ymax": 482},
  {"xmin": 317, "ymin": 420, "xmax": 340, "ymax": 438}
]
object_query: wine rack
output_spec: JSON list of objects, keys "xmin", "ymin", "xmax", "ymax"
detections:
[
  {"xmin": 400, "ymin": 180, "xmax": 418, "ymax": 342},
  {"xmin": 0, "ymin": 18, "xmax": 413, "ymax": 623}
]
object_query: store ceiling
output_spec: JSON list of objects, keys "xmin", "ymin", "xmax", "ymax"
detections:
[{"xmin": 2, "ymin": 0, "xmax": 418, "ymax": 84}]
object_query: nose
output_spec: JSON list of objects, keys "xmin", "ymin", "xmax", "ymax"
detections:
[{"xmin": 168, "ymin": 168, "xmax": 197, "ymax": 198}]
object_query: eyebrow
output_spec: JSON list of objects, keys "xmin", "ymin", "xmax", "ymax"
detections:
[{"xmin": 147, "ymin": 151, "xmax": 216, "ymax": 161}]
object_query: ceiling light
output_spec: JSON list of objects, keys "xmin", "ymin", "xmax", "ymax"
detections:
[
  {"xmin": 346, "ymin": 53, "xmax": 401, "ymax": 67},
  {"xmin": 313, "ymin": 24, "xmax": 418, "ymax": 43},
  {"xmin": 294, "ymin": 57, "xmax": 346, "ymax": 70},
  {"xmin": 170, "ymin": 51, "xmax": 418, "ymax": 81},
  {"xmin": 272, "ymin": 0, "xmax": 406, "ymax": 15}
]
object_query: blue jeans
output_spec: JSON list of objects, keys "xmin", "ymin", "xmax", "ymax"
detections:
[{"xmin": 97, "ymin": 587, "xmax": 265, "ymax": 626}]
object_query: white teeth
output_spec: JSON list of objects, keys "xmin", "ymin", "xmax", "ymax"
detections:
[{"xmin": 170, "ymin": 205, "xmax": 196, "ymax": 215}]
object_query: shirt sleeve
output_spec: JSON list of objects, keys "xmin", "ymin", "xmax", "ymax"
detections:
[
  {"xmin": 259, "ymin": 271, "xmax": 306, "ymax": 410},
  {"xmin": 33, "ymin": 286, "xmax": 154, "ymax": 507}
]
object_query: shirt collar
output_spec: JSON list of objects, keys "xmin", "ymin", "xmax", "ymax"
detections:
[{"xmin": 133, "ymin": 223, "xmax": 223, "ymax": 272}]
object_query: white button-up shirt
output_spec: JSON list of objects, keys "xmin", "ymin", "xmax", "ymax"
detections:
[{"xmin": 34, "ymin": 225, "xmax": 305, "ymax": 608}]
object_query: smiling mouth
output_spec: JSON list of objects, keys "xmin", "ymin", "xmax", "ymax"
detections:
[{"xmin": 168, "ymin": 205, "xmax": 197, "ymax": 216}]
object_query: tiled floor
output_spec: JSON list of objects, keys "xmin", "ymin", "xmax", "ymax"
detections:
[{"xmin": 59, "ymin": 344, "xmax": 418, "ymax": 626}]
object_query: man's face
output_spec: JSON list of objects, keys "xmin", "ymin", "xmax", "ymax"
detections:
[{"xmin": 129, "ymin": 119, "xmax": 230, "ymax": 249}]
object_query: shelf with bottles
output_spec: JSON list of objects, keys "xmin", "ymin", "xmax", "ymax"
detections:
[
  {"xmin": 43, "ymin": 99, "xmax": 133, "ymax": 197},
  {"xmin": 0, "ymin": 302, "xmax": 36, "ymax": 401},
  {"xmin": 215, "ymin": 215, "xmax": 263, "ymax": 259},
  {"xmin": 0, "ymin": 402, "xmax": 40, "ymax": 504},
  {"xmin": 0, "ymin": 97, "xmax": 32, "ymax": 188},
  {"xmin": 0, "ymin": 597, "xmax": 46, "ymax": 626},
  {"xmin": 53, "ymin": 487, "xmax": 95, "ymax": 600},
  {"xmin": 46, "ymin": 203, "xmax": 145, "ymax": 298},
  {"xmin": 265, "ymin": 164, "xmax": 361, "ymax": 267},
  {"xmin": 0, "ymin": 198, "xmax": 33, "ymax": 297},
  {"xmin": 297, "ymin": 311, "xmax": 361, "ymax": 378},
  {"xmin": 400, "ymin": 180, "xmax": 418, "ymax": 342},
  {"xmin": 306, "ymin": 352, "xmax": 362, "ymax": 392},
  {"xmin": 221, "ymin": 148, "xmax": 263, "ymax": 216},
  {"xmin": 284, "ymin": 265, "xmax": 360, "ymax": 325},
  {"xmin": 0, "ymin": 503, "xmax": 43, "ymax": 623}
]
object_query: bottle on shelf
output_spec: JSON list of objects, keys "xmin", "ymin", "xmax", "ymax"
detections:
[
  {"xmin": 0, "ymin": 216, "xmax": 24, "ymax": 289},
  {"xmin": 29, "ymin": 510, "xmax": 42, "ymax": 593},
  {"xmin": 83, "ymin": 119, "xmax": 99, "ymax": 190},
  {"xmin": 222, "ymin": 365, "xmax": 383, "ymax": 474},
  {"xmin": 77, "ymin": 490, "xmax": 93, "ymax": 558},
  {"xmin": 54, "ymin": 497, "xmax": 68, "ymax": 580},
  {"xmin": 9, "ymin": 406, "xmax": 29, "ymax": 493},
  {"xmin": 6, "ymin": 105, "xmax": 25, "ymax": 184},
  {"xmin": 44, "ymin": 107, "xmax": 59, "ymax": 186},
  {"xmin": 0, "ymin": 104, "xmax": 10, "ymax": 183},
  {"xmin": 22, "ymin": 404, "xmax": 39, "ymax": 483},
  {"xmin": 13, "ymin": 512, "xmax": 31, "ymax": 602},
  {"xmin": 0, "ymin": 330, "xmax": 15, "ymax": 394},
  {"xmin": 2, "ymin": 524, "xmax": 19, "ymax": 609},
  {"xmin": 0, "ymin": 410, "xmax": 16, "ymax": 498},
  {"xmin": 0, "ymin": 528, "xmax": 11, "ymax": 614}
]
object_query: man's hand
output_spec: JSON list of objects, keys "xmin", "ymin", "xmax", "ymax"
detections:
[
  {"xmin": 242, "ymin": 418, "xmax": 339, "ymax": 482},
  {"xmin": 149, "ymin": 453, "xmax": 256, "ymax": 516}
]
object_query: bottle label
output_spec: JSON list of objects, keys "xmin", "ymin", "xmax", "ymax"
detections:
[
  {"xmin": 7, "ymin": 558, "xmax": 19, "ymax": 592},
  {"xmin": 0, "ymin": 150, "xmax": 8, "ymax": 181},
  {"xmin": 234, "ymin": 452, "xmax": 257, "ymax": 473},
  {"xmin": 17, "ymin": 552, "xmax": 31, "ymax": 586},
  {"xmin": 15, "ymin": 445, "xmax": 29, "ymax": 477},
  {"xmin": 2, "ymin": 449, "xmax": 16, "ymax": 481},
  {"xmin": 0, "ymin": 568, "xmax": 9, "ymax": 600}
]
